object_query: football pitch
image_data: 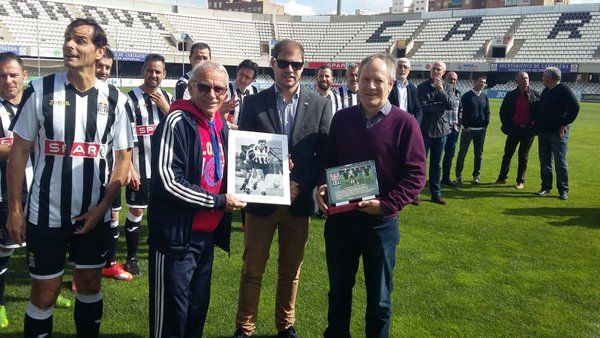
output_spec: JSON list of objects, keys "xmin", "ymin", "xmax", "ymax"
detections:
[{"xmin": 2, "ymin": 99, "xmax": 599, "ymax": 337}]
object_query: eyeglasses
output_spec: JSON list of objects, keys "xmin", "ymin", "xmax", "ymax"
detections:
[
  {"xmin": 192, "ymin": 82, "xmax": 227, "ymax": 96},
  {"xmin": 275, "ymin": 59, "xmax": 303, "ymax": 71}
]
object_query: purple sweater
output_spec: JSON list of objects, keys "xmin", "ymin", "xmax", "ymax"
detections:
[{"xmin": 321, "ymin": 104, "xmax": 426, "ymax": 219}]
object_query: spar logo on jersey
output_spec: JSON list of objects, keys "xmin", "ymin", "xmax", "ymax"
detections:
[
  {"xmin": 135, "ymin": 124, "xmax": 157, "ymax": 136},
  {"xmin": 0, "ymin": 137, "xmax": 13, "ymax": 145},
  {"xmin": 44, "ymin": 140, "xmax": 102, "ymax": 158}
]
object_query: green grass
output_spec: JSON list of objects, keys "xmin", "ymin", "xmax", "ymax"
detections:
[{"xmin": 2, "ymin": 99, "xmax": 599, "ymax": 337}]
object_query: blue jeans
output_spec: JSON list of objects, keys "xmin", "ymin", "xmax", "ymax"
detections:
[
  {"xmin": 538, "ymin": 129, "xmax": 570, "ymax": 194},
  {"xmin": 455, "ymin": 128, "xmax": 487, "ymax": 179},
  {"xmin": 442, "ymin": 128, "xmax": 459, "ymax": 182},
  {"xmin": 424, "ymin": 135, "xmax": 447, "ymax": 197},
  {"xmin": 324, "ymin": 212, "xmax": 399, "ymax": 338}
]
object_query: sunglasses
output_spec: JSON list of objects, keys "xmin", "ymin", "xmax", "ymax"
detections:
[
  {"xmin": 192, "ymin": 82, "xmax": 227, "ymax": 96},
  {"xmin": 275, "ymin": 59, "xmax": 303, "ymax": 71}
]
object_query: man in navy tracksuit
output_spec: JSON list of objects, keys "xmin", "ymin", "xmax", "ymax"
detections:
[
  {"xmin": 147, "ymin": 61, "xmax": 246, "ymax": 338},
  {"xmin": 455, "ymin": 75, "xmax": 490, "ymax": 185}
]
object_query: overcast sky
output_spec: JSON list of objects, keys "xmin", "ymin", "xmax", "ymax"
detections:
[{"xmin": 157, "ymin": 0, "xmax": 599, "ymax": 16}]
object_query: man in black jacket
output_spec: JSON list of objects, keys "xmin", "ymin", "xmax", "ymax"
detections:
[
  {"xmin": 235, "ymin": 39, "xmax": 331, "ymax": 338},
  {"xmin": 417, "ymin": 60, "xmax": 452, "ymax": 204},
  {"xmin": 533, "ymin": 67, "xmax": 579, "ymax": 200},
  {"xmin": 455, "ymin": 75, "xmax": 490, "ymax": 185},
  {"xmin": 495, "ymin": 71, "xmax": 540, "ymax": 189},
  {"xmin": 388, "ymin": 57, "xmax": 422, "ymax": 124},
  {"xmin": 148, "ymin": 61, "xmax": 245, "ymax": 338}
]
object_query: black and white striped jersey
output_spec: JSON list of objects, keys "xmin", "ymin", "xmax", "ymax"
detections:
[
  {"xmin": 104, "ymin": 83, "xmax": 123, "ymax": 176},
  {"xmin": 338, "ymin": 86, "xmax": 360, "ymax": 109},
  {"xmin": 247, "ymin": 145, "xmax": 274, "ymax": 165},
  {"xmin": 227, "ymin": 81, "xmax": 258, "ymax": 125},
  {"xmin": 0, "ymin": 97, "xmax": 33, "ymax": 203},
  {"xmin": 10, "ymin": 73, "xmax": 134, "ymax": 228},
  {"xmin": 126, "ymin": 87, "xmax": 172, "ymax": 180},
  {"xmin": 174, "ymin": 71, "xmax": 192, "ymax": 100}
]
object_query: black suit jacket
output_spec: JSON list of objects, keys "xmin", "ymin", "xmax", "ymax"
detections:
[
  {"xmin": 239, "ymin": 85, "xmax": 332, "ymax": 217},
  {"xmin": 388, "ymin": 80, "xmax": 422, "ymax": 124}
]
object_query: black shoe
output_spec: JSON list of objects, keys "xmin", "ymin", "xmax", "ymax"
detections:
[
  {"xmin": 277, "ymin": 326, "xmax": 299, "ymax": 338},
  {"xmin": 234, "ymin": 329, "xmax": 250, "ymax": 338},
  {"xmin": 441, "ymin": 179, "xmax": 456, "ymax": 187},
  {"xmin": 559, "ymin": 192, "xmax": 568, "ymax": 200},
  {"xmin": 124, "ymin": 258, "xmax": 142, "ymax": 276},
  {"xmin": 473, "ymin": 176, "xmax": 480, "ymax": 185},
  {"xmin": 431, "ymin": 196, "xmax": 446, "ymax": 205},
  {"xmin": 536, "ymin": 189, "xmax": 552, "ymax": 196}
]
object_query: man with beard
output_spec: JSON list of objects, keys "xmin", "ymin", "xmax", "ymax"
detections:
[
  {"xmin": 235, "ymin": 39, "xmax": 331, "ymax": 338},
  {"xmin": 123, "ymin": 53, "xmax": 172, "ymax": 277},
  {"xmin": 0, "ymin": 52, "xmax": 73, "ymax": 329},
  {"xmin": 316, "ymin": 64, "xmax": 341, "ymax": 113},
  {"xmin": 338, "ymin": 63, "xmax": 359, "ymax": 109}
]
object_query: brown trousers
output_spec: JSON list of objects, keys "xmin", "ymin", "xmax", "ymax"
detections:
[{"xmin": 235, "ymin": 206, "xmax": 309, "ymax": 335}]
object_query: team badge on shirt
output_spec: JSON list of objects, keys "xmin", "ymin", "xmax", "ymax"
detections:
[{"xmin": 98, "ymin": 101, "xmax": 109, "ymax": 115}]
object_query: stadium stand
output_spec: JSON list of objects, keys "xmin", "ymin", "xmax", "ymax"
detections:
[
  {"xmin": 1, "ymin": 0, "xmax": 599, "ymax": 97},
  {"xmin": 167, "ymin": 14, "xmax": 272, "ymax": 59},
  {"xmin": 1, "ymin": 0, "xmax": 599, "ymax": 65},
  {"xmin": 411, "ymin": 16, "xmax": 519, "ymax": 61},
  {"xmin": 511, "ymin": 12, "xmax": 600, "ymax": 62}
]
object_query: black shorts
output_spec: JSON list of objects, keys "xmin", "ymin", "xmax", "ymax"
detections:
[
  {"xmin": 0, "ymin": 202, "xmax": 25, "ymax": 249},
  {"xmin": 111, "ymin": 191, "xmax": 122, "ymax": 211},
  {"xmin": 26, "ymin": 220, "xmax": 110, "ymax": 279},
  {"xmin": 108, "ymin": 173, "xmax": 122, "ymax": 211},
  {"xmin": 126, "ymin": 178, "xmax": 150, "ymax": 208}
]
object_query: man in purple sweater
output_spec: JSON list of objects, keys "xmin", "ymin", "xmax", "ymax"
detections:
[{"xmin": 316, "ymin": 53, "xmax": 426, "ymax": 338}]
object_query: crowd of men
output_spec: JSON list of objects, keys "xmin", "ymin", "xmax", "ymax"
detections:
[{"xmin": 0, "ymin": 17, "xmax": 581, "ymax": 338}]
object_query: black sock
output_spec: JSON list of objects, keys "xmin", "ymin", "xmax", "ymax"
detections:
[
  {"xmin": 105, "ymin": 224, "xmax": 120, "ymax": 267},
  {"xmin": 0, "ymin": 254, "xmax": 10, "ymax": 305},
  {"xmin": 24, "ymin": 302, "xmax": 53, "ymax": 337},
  {"xmin": 74, "ymin": 293, "xmax": 103, "ymax": 338},
  {"xmin": 125, "ymin": 218, "xmax": 141, "ymax": 261}
]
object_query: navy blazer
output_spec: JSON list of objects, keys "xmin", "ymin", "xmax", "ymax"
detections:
[
  {"xmin": 388, "ymin": 80, "xmax": 423, "ymax": 125},
  {"xmin": 239, "ymin": 85, "xmax": 332, "ymax": 217}
]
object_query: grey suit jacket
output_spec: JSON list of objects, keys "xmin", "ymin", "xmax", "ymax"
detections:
[{"xmin": 239, "ymin": 85, "xmax": 332, "ymax": 217}]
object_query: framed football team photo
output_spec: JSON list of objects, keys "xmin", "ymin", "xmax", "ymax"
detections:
[{"xmin": 227, "ymin": 130, "xmax": 290, "ymax": 205}]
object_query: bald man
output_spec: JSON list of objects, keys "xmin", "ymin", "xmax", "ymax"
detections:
[{"xmin": 417, "ymin": 60, "xmax": 452, "ymax": 205}]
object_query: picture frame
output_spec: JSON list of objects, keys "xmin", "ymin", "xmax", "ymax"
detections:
[
  {"xmin": 227, "ymin": 130, "xmax": 290, "ymax": 205},
  {"xmin": 325, "ymin": 160, "xmax": 380, "ymax": 215}
]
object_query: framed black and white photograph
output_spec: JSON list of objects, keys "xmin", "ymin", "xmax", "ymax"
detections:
[{"xmin": 227, "ymin": 130, "xmax": 290, "ymax": 205}]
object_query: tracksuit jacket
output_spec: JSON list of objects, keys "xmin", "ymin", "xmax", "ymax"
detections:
[{"xmin": 147, "ymin": 101, "xmax": 232, "ymax": 259}]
